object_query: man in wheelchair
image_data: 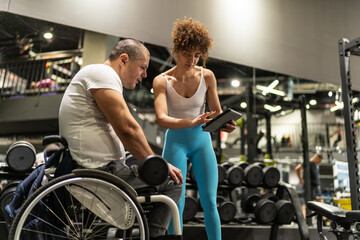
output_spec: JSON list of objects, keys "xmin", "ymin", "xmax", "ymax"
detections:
[{"xmin": 59, "ymin": 38, "xmax": 183, "ymax": 240}]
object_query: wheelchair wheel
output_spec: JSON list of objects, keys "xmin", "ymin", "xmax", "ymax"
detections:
[{"xmin": 9, "ymin": 171, "xmax": 149, "ymax": 240}]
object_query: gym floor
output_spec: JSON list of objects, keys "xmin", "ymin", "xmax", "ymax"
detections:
[
  {"xmin": 183, "ymin": 223, "xmax": 334, "ymax": 240},
  {"xmin": 0, "ymin": 221, "xmax": 337, "ymax": 239}
]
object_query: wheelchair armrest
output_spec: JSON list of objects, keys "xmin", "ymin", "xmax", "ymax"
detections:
[
  {"xmin": 307, "ymin": 201, "xmax": 350, "ymax": 225},
  {"xmin": 43, "ymin": 135, "xmax": 68, "ymax": 148}
]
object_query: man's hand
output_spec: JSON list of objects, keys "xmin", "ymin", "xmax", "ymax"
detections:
[
  {"xmin": 168, "ymin": 163, "xmax": 183, "ymax": 184},
  {"xmin": 220, "ymin": 120, "xmax": 237, "ymax": 133},
  {"xmin": 300, "ymin": 178, "xmax": 305, "ymax": 186}
]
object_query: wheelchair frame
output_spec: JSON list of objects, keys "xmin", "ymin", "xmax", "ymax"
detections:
[{"xmin": 8, "ymin": 136, "xmax": 181, "ymax": 240}]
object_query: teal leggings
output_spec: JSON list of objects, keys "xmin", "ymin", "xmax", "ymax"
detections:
[{"xmin": 163, "ymin": 125, "xmax": 221, "ymax": 240}]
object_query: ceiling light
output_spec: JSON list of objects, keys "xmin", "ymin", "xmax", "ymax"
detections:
[
  {"xmin": 268, "ymin": 79, "xmax": 279, "ymax": 89},
  {"xmin": 231, "ymin": 79, "xmax": 240, "ymax": 87},
  {"xmin": 256, "ymin": 85, "xmax": 285, "ymax": 96},
  {"xmin": 150, "ymin": 88, "xmax": 154, "ymax": 94},
  {"xmin": 240, "ymin": 102, "xmax": 247, "ymax": 108},
  {"xmin": 309, "ymin": 99, "xmax": 317, "ymax": 105},
  {"xmin": 328, "ymin": 91, "xmax": 333, "ymax": 97},
  {"xmin": 43, "ymin": 32, "xmax": 53, "ymax": 39},
  {"xmin": 264, "ymin": 104, "xmax": 281, "ymax": 112},
  {"xmin": 306, "ymin": 104, "xmax": 310, "ymax": 109},
  {"xmin": 330, "ymin": 101, "xmax": 344, "ymax": 112},
  {"xmin": 352, "ymin": 97, "xmax": 359, "ymax": 104}
]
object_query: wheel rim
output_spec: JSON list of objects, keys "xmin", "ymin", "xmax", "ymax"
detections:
[{"xmin": 13, "ymin": 177, "xmax": 146, "ymax": 240}]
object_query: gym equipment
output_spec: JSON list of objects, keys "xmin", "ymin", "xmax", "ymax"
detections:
[
  {"xmin": 261, "ymin": 193, "xmax": 295, "ymax": 224},
  {"xmin": 183, "ymin": 196, "xmax": 199, "ymax": 222},
  {"xmin": 139, "ymin": 155, "xmax": 169, "ymax": 186},
  {"xmin": 217, "ymin": 196, "xmax": 237, "ymax": 223},
  {"xmin": 126, "ymin": 154, "xmax": 169, "ymax": 186},
  {"xmin": 218, "ymin": 164, "xmax": 227, "ymax": 184},
  {"xmin": 188, "ymin": 163, "xmax": 197, "ymax": 183},
  {"xmin": 241, "ymin": 192, "xmax": 277, "ymax": 224},
  {"xmin": 6, "ymin": 141, "xmax": 36, "ymax": 172},
  {"xmin": 238, "ymin": 162, "xmax": 264, "ymax": 187},
  {"xmin": 221, "ymin": 162, "xmax": 244, "ymax": 186},
  {"xmin": 308, "ymin": 201, "xmax": 360, "ymax": 240},
  {"xmin": 275, "ymin": 200, "xmax": 296, "ymax": 224},
  {"xmin": 255, "ymin": 162, "xmax": 281, "ymax": 188},
  {"xmin": 8, "ymin": 135, "xmax": 182, "ymax": 240}
]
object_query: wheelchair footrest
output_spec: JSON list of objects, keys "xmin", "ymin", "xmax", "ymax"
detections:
[{"xmin": 307, "ymin": 201, "xmax": 351, "ymax": 225}]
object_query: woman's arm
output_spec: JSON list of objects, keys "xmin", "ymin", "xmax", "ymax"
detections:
[
  {"xmin": 153, "ymin": 74, "xmax": 213, "ymax": 129},
  {"xmin": 204, "ymin": 69, "xmax": 236, "ymax": 133}
]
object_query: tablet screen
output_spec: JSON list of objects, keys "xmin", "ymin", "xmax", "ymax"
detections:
[{"xmin": 202, "ymin": 108, "xmax": 242, "ymax": 133}]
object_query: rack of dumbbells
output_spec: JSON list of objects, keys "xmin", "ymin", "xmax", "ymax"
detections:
[
  {"xmin": 184, "ymin": 160, "xmax": 309, "ymax": 240},
  {"xmin": 0, "ymin": 141, "xmax": 37, "ymax": 222}
]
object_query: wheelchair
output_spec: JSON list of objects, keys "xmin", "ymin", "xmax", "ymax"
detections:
[
  {"xmin": 7, "ymin": 135, "xmax": 181, "ymax": 240},
  {"xmin": 307, "ymin": 201, "xmax": 360, "ymax": 240}
]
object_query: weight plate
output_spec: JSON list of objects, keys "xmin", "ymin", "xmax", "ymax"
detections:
[
  {"xmin": 241, "ymin": 192, "xmax": 261, "ymax": 213},
  {"xmin": 218, "ymin": 165, "xmax": 227, "ymax": 184},
  {"xmin": 254, "ymin": 199, "xmax": 277, "ymax": 224},
  {"xmin": 183, "ymin": 196, "xmax": 198, "ymax": 222},
  {"xmin": 263, "ymin": 166, "xmax": 280, "ymax": 188},
  {"xmin": 6, "ymin": 141, "xmax": 36, "ymax": 172},
  {"xmin": 275, "ymin": 200, "xmax": 295, "ymax": 224},
  {"xmin": 227, "ymin": 166, "xmax": 244, "ymax": 186},
  {"xmin": 139, "ymin": 155, "xmax": 169, "ymax": 186},
  {"xmin": 218, "ymin": 201, "xmax": 236, "ymax": 223},
  {"xmin": 244, "ymin": 165, "xmax": 264, "ymax": 187}
]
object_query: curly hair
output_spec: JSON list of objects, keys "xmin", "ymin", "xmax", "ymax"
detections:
[{"xmin": 171, "ymin": 17, "xmax": 213, "ymax": 66}]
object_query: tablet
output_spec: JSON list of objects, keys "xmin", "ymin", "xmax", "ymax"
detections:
[{"xmin": 202, "ymin": 108, "xmax": 242, "ymax": 133}]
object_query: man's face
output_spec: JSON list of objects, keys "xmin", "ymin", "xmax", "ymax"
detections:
[{"xmin": 122, "ymin": 50, "xmax": 149, "ymax": 89}]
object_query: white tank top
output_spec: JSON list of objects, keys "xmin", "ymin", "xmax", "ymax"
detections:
[{"xmin": 163, "ymin": 67, "xmax": 207, "ymax": 119}]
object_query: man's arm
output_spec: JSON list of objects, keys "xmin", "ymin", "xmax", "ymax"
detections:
[
  {"xmin": 92, "ymin": 88, "xmax": 152, "ymax": 159},
  {"xmin": 295, "ymin": 163, "xmax": 305, "ymax": 186},
  {"xmin": 91, "ymin": 88, "xmax": 183, "ymax": 183}
]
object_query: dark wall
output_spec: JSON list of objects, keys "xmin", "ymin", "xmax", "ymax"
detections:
[{"xmin": 0, "ymin": 94, "xmax": 63, "ymax": 135}]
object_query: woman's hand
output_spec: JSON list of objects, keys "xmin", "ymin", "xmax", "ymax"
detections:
[
  {"xmin": 191, "ymin": 111, "xmax": 215, "ymax": 126},
  {"xmin": 168, "ymin": 163, "xmax": 183, "ymax": 184},
  {"xmin": 220, "ymin": 120, "xmax": 237, "ymax": 133}
]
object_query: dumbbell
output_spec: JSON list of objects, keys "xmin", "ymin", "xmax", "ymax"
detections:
[
  {"xmin": 220, "ymin": 162, "xmax": 245, "ymax": 186},
  {"xmin": 238, "ymin": 162, "xmax": 264, "ymax": 187},
  {"xmin": 126, "ymin": 154, "xmax": 169, "ymax": 186},
  {"xmin": 275, "ymin": 200, "xmax": 295, "ymax": 224},
  {"xmin": 260, "ymin": 193, "xmax": 296, "ymax": 225},
  {"xmin": 6, "ymin": 141, "xmax": 36, "ymax": 172},
  {"xmin": 254, "ymin": 162, "xmax": 280, "ymax": 188},
  {"xmin": 183, "ymin": 196, "xmax": 199, "ymax": 223},
  {"xmin": 241, "ymin": 192, "xmax": 277, "ymax": 224},
  {"xmin": 217, "ymin": 196, "xmax": 237, "ymax": 223}
]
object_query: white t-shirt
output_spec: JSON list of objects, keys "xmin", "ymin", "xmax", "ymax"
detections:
[{"xmin": 59, "ymin": 64, "xmax": 125, "ymax": 168}]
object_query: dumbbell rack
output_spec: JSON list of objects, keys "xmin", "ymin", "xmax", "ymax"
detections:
[
  {"xmin": 270, "ymin": 181, "xmax": 309, "ymax": 240},
  {"xmin": 186, "ymin": 179, "xmax": 309, "ymax": 240}
]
